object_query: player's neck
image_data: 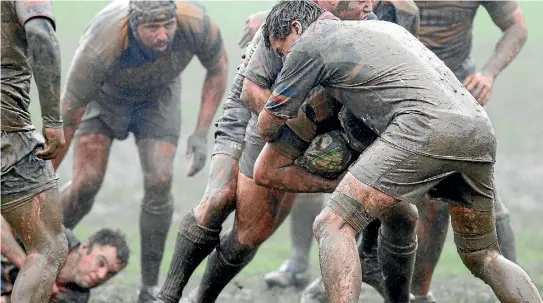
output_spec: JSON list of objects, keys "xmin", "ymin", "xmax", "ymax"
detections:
[{"xmin": 56, "ymin": 249, "xmax": 79, "ymax": 283}]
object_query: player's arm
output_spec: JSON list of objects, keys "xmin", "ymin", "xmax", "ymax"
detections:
[
  {"xmin": 482, "ymin": 1, "xmax": 527, "ymax": 80},
  {"xmin": 240, "ymin": 78, "xmax": 271, "ymax": 114},
  {"xmin": 238, "ymin": 10, "xmax": 271, "ymax": 49},
  {"xmin": 257, "ymin": 49, "xmax": 325, "ymax": 142},
  {"xmin": 52, "ymin": 45, "xmax": 109, "ymax": 170},
  {"xmin": 465, "ymin": 1, "xmax": 527, "ymax": 104},
  {"xmin": 0, "ymin": 216, "xmax": 26, "ymax": 268},
  {"xmin": 18, "ymin": 0, "xmax": 64, "ymax": 160}
]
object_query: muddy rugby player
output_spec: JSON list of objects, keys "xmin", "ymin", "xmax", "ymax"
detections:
[
  {"xmin": 411, "ymin": 2, "xmax": 528, "ymax": 302},
  {"xmin": 257, "ymin": 1, "xmax": 542, "ymax": 302},
  {"xmin": 51, "ymin": 1, "xmax": 228, "ymax": 301},
  {"xmin": 236, "ymin": 0, "xmax": 423, "ymax": 297},
  {"xmin": 1, "ymin": 218, "xmax": 129, "ymax": 303},
  {"xmin": 1, "ymin": 0, "xmax": 69, "ymax": 302},
  {"xmin": 154, "ymin": 2, "xmax": 380, "ymax": 303}
]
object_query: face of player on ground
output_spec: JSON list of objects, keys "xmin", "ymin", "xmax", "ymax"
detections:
[
  {"xmin": 269, "ymin": 21, "xmax": 303, "ymax": 57},
  {"xmin": 72, "ymin": 243, "xmax": 123, "ymax": 288},
  {"xmin": 333, "ymin": 0, "xmax": 373, "ymax": 20},
  {"xmin": 136, "ymin": 18, "xmax": 177, "ymax": 53}
]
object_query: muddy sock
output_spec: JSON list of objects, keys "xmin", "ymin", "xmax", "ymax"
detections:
[
  {"xmin": 195, "ymin": 228, "xmax": 258, "ymax": 303},
  {"xmin": 289, "ymin": 193, "xmax": 324, "ymax": 273},
  {"xmin": 157, "ymin": 211, "xmax": 221, "ymax": 303},
  {"xmin": 495, "ymin": 214, "xmax": 517, "ymax": 263},
  {"xmin": 378, "ymin": 230, "xmax": 417, "ymax": 303},
  {"xmin": 140, "ymin": 195, "xmax": 174, "ymax": 287}
]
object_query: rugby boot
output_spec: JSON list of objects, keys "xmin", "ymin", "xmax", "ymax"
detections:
[
  {"xmin": 264, "ymin": 259, "xmax": 311, "ymax": 288},
  {"xmin": 138, "ymin": 285, "xmax": 160, "ymax": 303},
  {"xmin": 300, "ymin": 277, "xmax": 327, "ymax": 303},
  {"xmin": 410, "ymin": 292, "xmax": 436, "ymax": 303}
]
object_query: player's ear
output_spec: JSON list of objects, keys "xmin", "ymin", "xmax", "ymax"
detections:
[{"xmin": 291, "ymin": 20, "xmax": 303, "ymax": 35}]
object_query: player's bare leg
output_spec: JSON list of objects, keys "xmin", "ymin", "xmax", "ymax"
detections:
[
  {"xmin": 449, "ymin": 204, "xmax": 541, "ymax": 302},
  {"xmin": 136, "ymin": 139, "xmax": 177, "ymax": 301},
  {"xmin": 157, "ymin": 155, "xmax": 238, "ymax": 303},
  {"xmin": 60, "ymin": 133, "xmax": 112, "ymax": 229},
  {"xmin": 314, "ymin": 173, "xmax": 417, "ymax": 303},
  {"xmin": 192, "ymin": 173, "xmax": 295, "ymax": 302},
  {"xmin": 3, "ymin": 187, "xmax": 68, "ymax": 303}
]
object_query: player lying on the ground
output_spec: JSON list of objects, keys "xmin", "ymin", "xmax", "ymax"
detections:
[
  {"xmin": 1, "ymin": 217, "xmax": 130, "ymax": 303},
  {"xmin": 51, "ymin": 1, "xmax": 228, "ymax": 301},
  {"xmin": 154, "ymin": 2, "xmax": 379, "ymax": 303},
  {"xmin": 411, "ymin": 2, "xmax": 528, "ymax": 301},
  {"xmin": 1, "ymin": 0, "xmax": 68, "ymax": 301},
  {"xmin": 257, "ymin": 1, "xmax": 542, "ymax": 302}
]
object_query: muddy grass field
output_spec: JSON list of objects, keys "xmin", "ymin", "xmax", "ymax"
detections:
[{"xmin": 35, "ymin": 1, "xmax": 543, "ymax": 302}]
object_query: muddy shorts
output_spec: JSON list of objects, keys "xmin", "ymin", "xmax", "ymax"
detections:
[
  {"xmin": 76, "ymin": 81, "xmax": 181, "ymax": 145},
  {"xmin": 238, "ymin": 140, "xmax": 265, "ymax": 179},
  {"xmin": 1, "ymin": 131, "xmax": 58, "ymax": 212},
  {"xmin": 213, "ymin": 103, "xmax": 251, "ymax": 160},
  {"xmin": 329, "ymin": 138, "xmax": 495, "ymax": 233}
]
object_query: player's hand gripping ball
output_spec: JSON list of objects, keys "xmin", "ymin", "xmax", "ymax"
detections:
[{"xmin": 295, "ymin": 130, "xmax": 355, "ymax": 179}]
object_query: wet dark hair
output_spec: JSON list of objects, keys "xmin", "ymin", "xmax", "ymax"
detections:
[
  {"xmin": 262, "ymin": 0, "xmax": 325, "ymax": 49},
  {"xmin": 87, "ymin": 228, "xmax": 130, "ymax": 268}
]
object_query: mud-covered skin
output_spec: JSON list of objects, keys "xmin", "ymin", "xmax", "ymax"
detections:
[
  {"xmin": 1, "ymin": 228, "xmax": 90, "ymax": 303},
  {"xmin": 1, "ymin": 0, "xmax": 61, "ymax": 132},
  {"xmin": 416, "ymin": 1, "xmax": 525, "ymax": 81},
  {"xmin": 1, "ymin": 187, "xmax": 68, "ymax": 303}
]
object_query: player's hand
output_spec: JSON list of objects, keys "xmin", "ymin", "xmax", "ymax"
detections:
[
  {"xmin": 35, "ymin": 127, "xmax": 65, "ymax": 160},
  {"xmin": 238, "ymin": 11, "xmax": 269, "ymax": 49},
  {"xmin": 186, "ymin": 133, "xmax": 207, "ymax": 177},
  {"xmin": 463, "ymin": 72, "xmax": 494, "ymax": 106}
]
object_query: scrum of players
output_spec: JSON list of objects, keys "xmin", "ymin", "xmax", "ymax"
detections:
[{"xmin": 1, "ymin": 0, "xmax": 540, "ymax": 303}]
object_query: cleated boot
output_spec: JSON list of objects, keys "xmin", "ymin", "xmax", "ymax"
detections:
[
  {"xmin": 138, "ymin": 285, "xmax": 160, "ymax": 303},
  {"xmin": 300, "ymin": 277, "xmax": 327, "ymax": 303},
  {"xmin": 411, "ymin": 292, "xmax": 436, "ymax": 303},
  {"xmin": 264, "ymin": 259, "xmax": 311, "ymax": 288}
]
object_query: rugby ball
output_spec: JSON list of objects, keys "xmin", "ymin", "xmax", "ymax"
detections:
[{"xmin": 295, "ymin": 130, "xmax": 355, "ymax": 179}]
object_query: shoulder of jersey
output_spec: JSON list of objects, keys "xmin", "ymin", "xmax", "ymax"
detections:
[
  {"xmin": 80, "ymin": 0, "xmax": 130, "ymax": 57},
  {"xmin": 385, "ymin": 0, "xmax": 419, "ymax": 15},
  {"xmin": 175, "ymin": 0, "xmax": 209, "ymax": 25}
]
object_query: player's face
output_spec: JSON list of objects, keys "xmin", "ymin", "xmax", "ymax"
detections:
[
  {"xmin": 269, "ymin": 21, "xmax": 303, "ymax": 57},
  {"xmin": 136, "ymin": 18, "xmax": 177, "ymax": 52},
  {"xmin": 334, "ymin": 0, "xmax": 373, "ymax": 20},
  {"xmin": 72, "ymin": 244, "xmax": 123, "ymax": 288}
]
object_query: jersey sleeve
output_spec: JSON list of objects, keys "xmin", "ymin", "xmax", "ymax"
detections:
[
  {"xmin": 15, "ymin": 0, "xmax": 55, "ymax": 29},
  {"xmin": 184, "ymin": 6, "xmax": 225, "ymax": 70},
  {"xmin": 264, "ymin": 45, "xmax": 326, "ymax": 120},
  {"xmin": 62, "ymin": 45, "xmax": 111, "ymax": 108},
  {"xmin": 481, "ymin": 1, "xmax": 520, "ymax": 27},
  {"xmin": 244, "ymin": 37, "xmax": 283, "ymax": 89}
]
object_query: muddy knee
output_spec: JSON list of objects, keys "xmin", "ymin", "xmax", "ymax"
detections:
[
  {"xmin": 381, "ymin": 202, "xmax": 419, "ymax": 244},
  {"xmin": 193, "ymin": 181, "xmax": 236, "ymax": 228},
  {"xmin": 455, "ymin": 228, "xmax": 501, "ymax": 279}
]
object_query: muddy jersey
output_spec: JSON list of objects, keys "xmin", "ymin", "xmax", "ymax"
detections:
[
  {"xmin": 416, "ymin": 1, "xmax": 519, "ymax": 81},
  {"xmin": 1, "ymin": 0, "xmax": 55, "ymax": 132},
  {"xmin": 374, "ymin": 0, "xmax": 419, "ymax": 36},
  {"xmin": 64, "ymin": 0, "xmax": 223, "ymax": 106},
  {"xmin": 266, "ymin": 19, "xmax": 496, "ymax": 163}
]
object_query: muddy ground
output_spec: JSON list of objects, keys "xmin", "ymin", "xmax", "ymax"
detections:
[{"xmin": 44, "ymin": 2, "xmax": 543, "ymax": 303}]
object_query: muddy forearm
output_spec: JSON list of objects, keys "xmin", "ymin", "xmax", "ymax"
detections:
[
  {"xmin": 257, "ymin": 109, "xmax": 287, "ymax": 142},
  {"xmin": 51, "ymin": 97, "xmax": 85, "ymax": 170},
  {"xmin": 0, "ymin": 217, "xmax": 26, "ymax": 268},
  {"xmin": 25, "ymin": 18, "xmax": 62, "ymax": 129},
  {"xmin": 241, "ymin": 78, "xmax": 271, "ymax": 114},
  {"xmin": 482, "ymin": 10, "xmax": 527, "ymax": 79},
  {"xmin": 196, "ymin": 53, "xmax": 228, "ymax": 136}
]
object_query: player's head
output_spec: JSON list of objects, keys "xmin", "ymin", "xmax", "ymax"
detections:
[
  {"xmin": 71, "ymin": 228, "xmax": 130, "ymax": 288},
  {"xmin": 129, "ymin": 0, "xmax": 177, "ymax": 53},
  {"xmin": 262, "ymin": 0, "xmax": 325, "ymax": 56},
  {"xmin": 316, "ymin": 0, "xmax": 373, "ymax": 21}
]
